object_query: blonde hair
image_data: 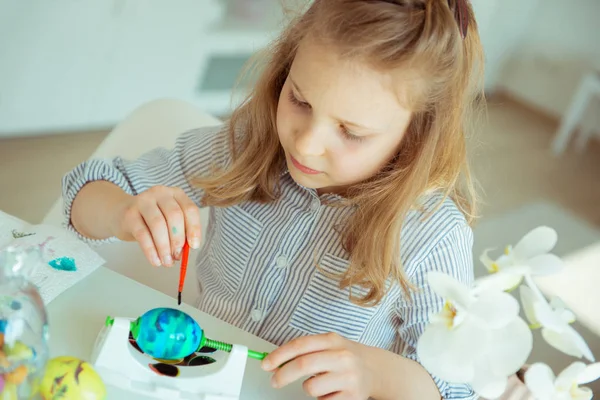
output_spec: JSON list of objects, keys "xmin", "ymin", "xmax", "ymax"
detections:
[{"xmin": 195, "ymin": 0, "xmax": 485, "ymax": 306}]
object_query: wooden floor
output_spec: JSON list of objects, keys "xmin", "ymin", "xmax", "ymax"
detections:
[
  {"xmin": 1, "ymin": 97, "xmax": 599, "ymax": 226},
  {"xmin": 470, "ymin": 95, "xmax": 600, "ymax": 226},
  {"xmin": 0, "ymin": 129, "xmax": 108, "ymax": 224}
]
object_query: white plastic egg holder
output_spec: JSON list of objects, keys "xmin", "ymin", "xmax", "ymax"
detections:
[{"xmin": 90, "ymin": 316, "xmax": 248, "ymax": 400}]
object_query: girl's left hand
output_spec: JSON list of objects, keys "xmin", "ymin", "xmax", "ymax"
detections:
[{"xmin": 261, "ymin": 332, "xmax": 379, "ymax": 400}]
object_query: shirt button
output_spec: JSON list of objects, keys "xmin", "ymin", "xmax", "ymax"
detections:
[
  {"xmin": 310, "ymin": 198, "xmax": 320, "ymax": 211},
  {"xmin": 250, "ymin": 309, "xmax": 263, "ymax": 322},
  {"xmin": 276, "ymin": 255, "xmax": 288, "ymax": 269}
]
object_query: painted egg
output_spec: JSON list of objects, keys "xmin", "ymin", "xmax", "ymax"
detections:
[
  {"xmin": 131, "ymin": 308, "xmax": 202, "ymax": 360},
  {"xmin": 39, "ymin": 356, "xmax": 106, "ymax": 400},
  {"xmin": 0, "ymin": 382, "xmax": 17, "ymax": 400}
]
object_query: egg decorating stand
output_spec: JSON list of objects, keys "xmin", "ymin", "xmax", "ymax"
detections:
[{"xmin": 90, "ymin": 316, "xmax": 249, "ymax": 400}]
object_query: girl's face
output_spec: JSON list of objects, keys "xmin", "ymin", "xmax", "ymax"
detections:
[{"xmin": 276, "ymin": 39, "xmax": 412, "ymax": 195}]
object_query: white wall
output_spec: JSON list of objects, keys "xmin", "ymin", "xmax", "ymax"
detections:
[
  {"xmin": 0, "ymin": 0, "xmax": 122, "ymax": 135},
  {"xmin": 0, "ymin": 0, "xmax": 250, "ymax": 137},
  {"xmin": 498, "ymin": 0, "xmax": 600, "ymax": 126},
  {"xmin": 470, "ymin": 0, "xmax": 542, "ymax": 93}
]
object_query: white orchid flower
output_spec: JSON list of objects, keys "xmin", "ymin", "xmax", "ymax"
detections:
[
  {"xmin": 467, "ymin": 317, "xmax": 533, "ymax": 398},
  {"xmin": 474, "ymin": 266, "xmax": 530, "ymax": 293},
  {"xmin": 479, "ymin": 226, "xmax": 564, "ymax": 290},
  {"xmin": 525, "ymin": 362, "xmax": 600, "ymax": 400},
  {"xmin": 520, "ymin": 285, "xmax": 595, "ymax": 362},
  {"xmin": 417, "ymin": 272, "xmax": 532, "ymax": 392}
]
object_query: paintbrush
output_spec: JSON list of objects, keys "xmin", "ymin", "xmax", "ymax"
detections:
[{"xmin": 178, "ymin": 241, "xmax": 191, "ymax": 305}]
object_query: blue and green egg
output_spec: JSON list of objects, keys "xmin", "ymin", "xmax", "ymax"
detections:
[{"xmin": 129, "ymin": 308, "xmax": 203, "ymax": 360}]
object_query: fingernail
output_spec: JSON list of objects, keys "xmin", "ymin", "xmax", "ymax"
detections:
[
  {"xmin": 163, "ymin": 255, "xmax": 173, "ymax": 266},
  {"xmin": 174, "ymin": 248, "xmax": 182, "ymax": 259},
  {"xmin": 270, "ymin": 376, "xmax": 278, "ymax": 388},
  {"xmin": 262, "ymin": 360, "xmax": 271, "ymax": 371},
  {"xmin": 191, "ymin": 237, "xmax": 201, "ymax": 249},
  {"xmin": 152, "ymin": 255, "xmax": 161, "ymax": 267}
]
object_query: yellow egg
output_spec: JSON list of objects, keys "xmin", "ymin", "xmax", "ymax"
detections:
[
  {"xmin": 39, "ymin": 356, "xmax": 106, "ymax": 400},
  {"xmin": 0, "ymin": 382, "xmax": 17, "ymax": 400}
]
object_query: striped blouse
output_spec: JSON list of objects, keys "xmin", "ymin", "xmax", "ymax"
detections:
[{"xmin": 62, "ymin": 124, "xmax": 477, "ymax": 399}]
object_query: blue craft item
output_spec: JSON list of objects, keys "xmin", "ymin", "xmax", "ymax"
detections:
[
  {"xmin": 114, "ymin": 307, "xmax": 269, "ymax": 361},
  {"xmin": 48, "ymin": 257, "xmax": 77, "ymax": 272},
  {"xmin": 130, "ymin": 308, "xmax": 202, "ymax": 360}
]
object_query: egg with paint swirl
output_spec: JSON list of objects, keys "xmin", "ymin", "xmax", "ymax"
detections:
[
  {"xmin": 39, "ymin": 356, "xmax": 106, "ymax": 400},
  {"xmin": 131, "ymin": 308, "xmax": 202, "ymax": 360}
]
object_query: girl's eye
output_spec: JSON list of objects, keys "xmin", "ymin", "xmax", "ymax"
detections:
[
  {"xmin": 340, "ymin": 125, "xmax": 365, "ymax": 143},
  {"xmin": 288, "ymin": 89, "xmax": 364, "ymax": 143},
  {"xmin": 288, "ymin": 91, "xmax": 310, "ymax": 109}
]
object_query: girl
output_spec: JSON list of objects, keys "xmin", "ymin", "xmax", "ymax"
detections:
[{"xmin": 63, "ymin": 0, "xmax": 484, "ymax": 399}]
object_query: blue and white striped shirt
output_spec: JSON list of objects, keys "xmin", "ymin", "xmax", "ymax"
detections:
[{"xmin": 62, "ymin": 124, "xmax": 477, "ymax": 399}]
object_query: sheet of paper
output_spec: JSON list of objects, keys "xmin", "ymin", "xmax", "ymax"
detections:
[{"xmin": 0, "ymin": 210, "xmax": 105, "ymax": 304}]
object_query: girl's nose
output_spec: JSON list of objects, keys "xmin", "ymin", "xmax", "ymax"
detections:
[{"xmin": 294, "ymin": 126, "xmax": 326, "ymax": 157}]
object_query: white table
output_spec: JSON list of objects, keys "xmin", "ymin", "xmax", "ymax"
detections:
[{"xmin": 46, "ymin": 266, "xmax": 306, "ymax": 399}]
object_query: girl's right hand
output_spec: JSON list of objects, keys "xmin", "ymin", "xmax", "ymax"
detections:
[{"xmin": 111, "ymin": 186, "xmax": 202, "ymax": 267}]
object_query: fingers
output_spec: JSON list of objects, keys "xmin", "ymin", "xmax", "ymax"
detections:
[
  {"xmin": 271, "ymin": 351, "xmax": 347, "ymax": 390},
  {"xmin": 302, "ymin": 373, "xmax": 347, "ymax": 399},
  {"xmin": 157, "ymin": 196, "xmax": 186, "ymax": 260},
  {"xmin": 128, "ymin": 210, "xmax": 161, "ymax": 267},
  {"xmin": 124, "ymin": 186, "xmax": 201, "ymax": 267},
  {"xmin": 263, "ymin": 332, "xmax": 343, "ymax": 373},
  {"xmin": 138, "ymin": 197, "xmax": 173, "ymax": 267},
  {"xmin": 174, "ymin": 189, "xmax": 202, "ymax": 249}
]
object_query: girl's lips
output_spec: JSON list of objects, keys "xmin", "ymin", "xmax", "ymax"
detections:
[{"xmin": 290, "ymin": 155, "xmax": 321, "ymax": 175}]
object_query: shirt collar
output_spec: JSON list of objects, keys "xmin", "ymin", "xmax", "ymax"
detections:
[{"xmin": 280, "ymin": 169, "xmax": 347, "ymax": 203}]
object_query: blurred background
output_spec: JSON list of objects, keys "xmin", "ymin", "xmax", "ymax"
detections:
[{"xmin": 0, "ymin": 0, "xmax": 599, "ymax": 393}]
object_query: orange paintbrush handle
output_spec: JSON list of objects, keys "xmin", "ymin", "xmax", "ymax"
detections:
[{"xmin": 178, "ymin": 241, "xmax": 190, "ymax": 293}]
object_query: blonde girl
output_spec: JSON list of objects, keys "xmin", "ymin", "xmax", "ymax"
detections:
[{"xmin": 63, "ymin": 0, "xmax": 484, "ymax": 398}]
